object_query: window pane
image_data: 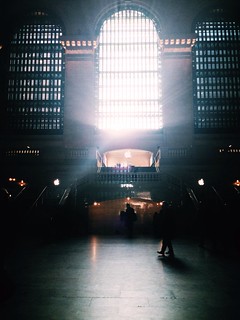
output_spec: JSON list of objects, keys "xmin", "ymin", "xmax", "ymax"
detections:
[
  {"xmin": 7, "ymin": 10, "xmax": 65, "ymax": 134},
  {"xmin": 96, "ymin": 9, "xmax": 162, "ymax": 131},
  {"xmin": 192, "ymin": 9, "xmax": 240, "ymax": 133}
]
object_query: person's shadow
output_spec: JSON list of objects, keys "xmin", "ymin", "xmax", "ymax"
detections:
[{"xmin": 158, "ymin": 256, "xmax": 192, "ymax": 274}]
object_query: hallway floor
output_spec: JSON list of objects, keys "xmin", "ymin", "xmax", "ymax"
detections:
[{"xmin": 1, "ymin": 234, "xmax": 240, "ymax": 320}]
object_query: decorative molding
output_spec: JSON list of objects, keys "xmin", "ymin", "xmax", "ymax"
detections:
[{"xmin": 60, "ymin": 35, "xmax": 196, "ymax": 56}]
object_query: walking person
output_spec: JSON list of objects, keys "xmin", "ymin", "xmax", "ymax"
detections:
[{"xmin": 157, "ymin": 201, "xmax": 175, "ymax": 258}]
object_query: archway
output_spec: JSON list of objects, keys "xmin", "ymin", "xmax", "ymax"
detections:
[{"xmin": 103, "ymin": 149, "xmax": 153, "ymax": 168}]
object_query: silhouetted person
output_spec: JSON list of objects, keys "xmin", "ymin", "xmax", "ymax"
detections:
[
  {"xmin": 153, "ymin": 211, "xmax": 162, "ymax": 238},
  {"xmin": 120, "ymin": 210, "xmax": 126, "ymax": 223},
  {"xmin": 124, "ymin": 203, "xmax": 137, "ymax": 238},
  {"xmin": 157, "ymin": 201, "xmax": 175, "ymax": 257},
  {"xmin": 118, "ymin": 210, "xmax": 126, "ymax": 234}
]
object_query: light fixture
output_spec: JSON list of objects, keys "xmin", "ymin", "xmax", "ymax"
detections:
[
  {"xmin": 53, "ymin": 179, "xmax": 60, "ymax": 186},
  {"xmin": 233, "ymin": 179, "xmax": 240, "ymax": 187}
]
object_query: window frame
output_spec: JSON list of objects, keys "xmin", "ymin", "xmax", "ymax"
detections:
[{"xmin": 94, "ymin": 5, "xmax": 162, "ymax": 132}]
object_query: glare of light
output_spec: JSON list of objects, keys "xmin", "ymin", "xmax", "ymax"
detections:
[
  {"xmin": 121, "ymin": 183, "xmax": 133, "ymax": 188},
  {"xmin": 18, "ymin": 180, "xmax": 27, "ymax": 187},
  {"xmin": 233, "ymin": 179, "xmax": 240, "ymax": 187},
  {"xmin": 91, "ymin": 236, "xmax": 98, "ymax": 262},
  {"xmin": 198, "ymin": 178, "xmax": 204, "ymax": 186},
  {"xmin": 53, "ymin": 179, "xmax": 60, "ymax": 186},
  {"xmin": 124, "ymin": 151, "xmax": 131, "ymax": 158},
  {"xmin": 97, "ymin": 10, "xmax": 162, "ymax": 131}
]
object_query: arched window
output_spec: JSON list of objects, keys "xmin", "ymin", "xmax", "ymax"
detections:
[
  {"xmin": 6, "ymin": 10, "xmax": 65, "ymax": 134},
  {"xmin": 192, "ymin": 7, "xmax": 240, "ymax": 133},
  {"xmin": 95, "ymin": 8, "xmax": 162, "ymax": 131}
]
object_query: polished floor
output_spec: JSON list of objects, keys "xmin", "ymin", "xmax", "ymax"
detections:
[{"xmin": 1, "ymin": 233, "xmax": 240, "ymax": 320}]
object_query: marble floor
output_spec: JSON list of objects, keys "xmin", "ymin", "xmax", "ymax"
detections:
[{"xmin": 1, "ymin": 234, "xmax": 240, "ymax": 320}]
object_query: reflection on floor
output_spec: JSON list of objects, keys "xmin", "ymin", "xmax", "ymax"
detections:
[{"xmin": 1, "ymin": 234, "xmax": 240, "ymax": 320}]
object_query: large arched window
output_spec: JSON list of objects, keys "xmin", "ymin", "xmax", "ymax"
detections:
[
  {"xmin": 192, "ymin": 7, "xmax": 240, "ymax": 133},
  {"xmin": 6, "ymin": 10, "xmax": 65, "ymax": 134},
  {"xmin": 95, "ymin": 8, "xmax": 162, "ymax": 131}
]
